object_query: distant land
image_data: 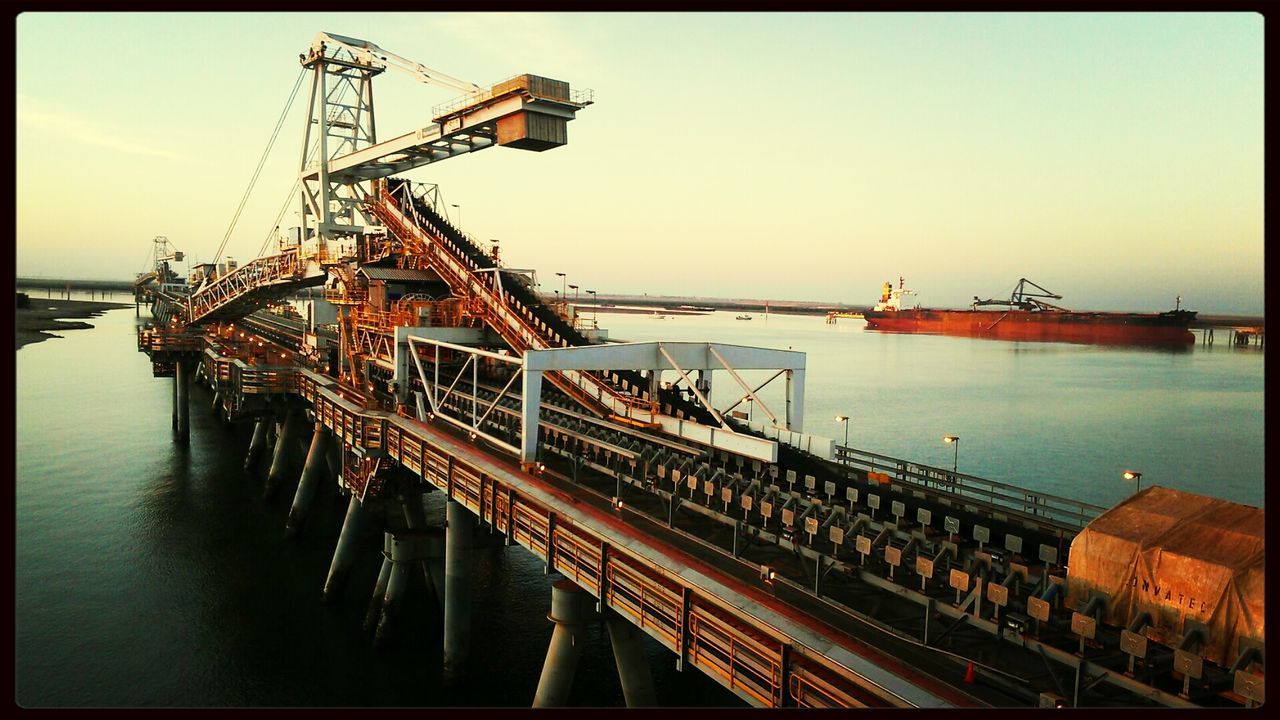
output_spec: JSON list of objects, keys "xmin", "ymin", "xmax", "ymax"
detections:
[{"xmin": 16, "ymin": 278, "xmax": 1262, "ymax": 327}]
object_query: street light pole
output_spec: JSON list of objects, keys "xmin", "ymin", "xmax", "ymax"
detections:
[
  {"xmin": 1123, "ymin": 470, "xmax": 1143, "ymax": 495},
  {"xmin": 587, "ymin": 290, "xmax": 597, "ymax": 327},
  {"xmin": 834, "ymin": 415, "xmax": 849, "ymax": 448},
  {"xmin": 943, "ymin": 435, "xmax": 959, "ymax": 473},
  {"xmin": 450, "ymin": 203, "xmax": 461, "ymax": 229}
]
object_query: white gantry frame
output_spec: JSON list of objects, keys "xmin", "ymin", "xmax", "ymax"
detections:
[
  {"xmin": 404, "ymin": 338, "xmax": 808, "ymax": 467},
  {"xmin": 405, "ymin": 335, "xmax": 524, "ymax": 459}
]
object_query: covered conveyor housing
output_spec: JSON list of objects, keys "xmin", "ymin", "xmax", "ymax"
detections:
[{"xmin": 1064, "ymin": 486, "xmax": 1263, "ymax": 669}]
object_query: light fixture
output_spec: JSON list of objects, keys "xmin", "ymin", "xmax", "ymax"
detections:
[
  {"xmin": 835, "ymin": 415, "xmax": 850, "ymax": 447},
  {"xmin": 942, "ymin": 435, "xmax": 960, "ymax": 473},
  {"xmin": 1123, "ymin": 470, "xmax": 1143, "ymax": 495}
]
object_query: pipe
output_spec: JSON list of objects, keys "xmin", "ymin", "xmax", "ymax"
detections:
[
  {"xmin": 443, "ymin": 500, "xmax": 473, "ymax": 683},
  {"xmin": 285, "ymin": 422, "xmax": 332, "ymax": 535},
  {"xmin": 533, "ymin": 579, "xmax": 588, "ymax": 707},
  {"xmin": 606, "ymin": 614, "xmax": 658, "ymax": 707},
  {"xmin": 322, "ymin": 494, "xmax": 370, "ymax": 602}
]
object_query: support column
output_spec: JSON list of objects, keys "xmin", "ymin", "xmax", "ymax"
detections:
[
  {"xmin": 443, "ymin": 499, "xmax": 474, "ymax": 683},
  {"xmin": 520, "ymin": 370, "xmax": 543, "ymax": 467},
  {"xmin": 245, "ymin": 419, "xmax": 270, "ymax": 471},
  {"xmin": 533, "ymin": 579, "xmax": 589, "ymax": 707},
  {"xmin": 326, "ymin": 443, "xmax": 341, "ymax": 485},
  {"xmin": 784, "ymin": 368, "xmax": 805, "ymax": 432},
  {"xmin": 323, "ymin": 493, "xmax": 370, "ymax": 602},
  {"xmin": 285, "ymin": 422, "xmax": 332, "ymax": 535},
  {"xmin": 364, "ymin": 549, "xmax": 393, "ymax": 631},
  {"xmin": 606, "ymin": 614, "xmax": 658, "ymax": 707},
  {"xmin": 176, "ymin": 358, "xmax": 191, "ymax": 441},
  {"xmin": 426, "ymin": 530, "xmax": 446, "ymax": 612},
  {"xmin": 400, "ymin": 492, "xmax": 434, "ymax": 588},
  {"xmin": 264, "ymin": 408, "xmax": 306, "ymax": 500},
  {"xmin": 374, "ymin": 534, "xmax": 412, "ymax": 648},
  {"xmin": 171, "ymin": 367, "xmax": 179, "ymax": 430}
]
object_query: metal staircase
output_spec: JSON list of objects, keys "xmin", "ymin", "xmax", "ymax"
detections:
[{"xmin": 371, "ymin": 181, "xmax": 661, "ymax": 423}]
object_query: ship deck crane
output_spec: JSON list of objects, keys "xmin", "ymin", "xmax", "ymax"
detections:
[{"xmin": 972, "ymin": 278, "xmax": 1067, "ymax": 312}]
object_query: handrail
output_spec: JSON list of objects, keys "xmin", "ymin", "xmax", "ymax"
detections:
[
  {"xmin": 833, "ymin": 444, "xmax": 1105, "ymax": 530},
  {"xmin": 371, "ymin": 193, "xmax": 653, "ymax": 419},
  {"xmin": 187, "ymin": 249, "xmax": 308, "ymax": 324}
]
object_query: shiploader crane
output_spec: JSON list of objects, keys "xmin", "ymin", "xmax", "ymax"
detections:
[{"xmin": 296, "ymin": 31, "xmax": 594, "ymax": 263}]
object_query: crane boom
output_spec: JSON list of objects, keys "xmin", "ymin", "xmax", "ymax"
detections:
[{"xmin": 311, "ymin": 32, "xmax": 482, "ymax": 96}]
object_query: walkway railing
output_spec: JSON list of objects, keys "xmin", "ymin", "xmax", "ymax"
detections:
[
  {"xmin": 833, "ymin": 445, "xmax": 1105, "ymax": 530},
  {"xmin": 372, "ymin": 188, "xmax": 656, "ymax": 421},
  {"xmin": 187, "ymin": 249, "xmax": 316, "ymax": 324}
]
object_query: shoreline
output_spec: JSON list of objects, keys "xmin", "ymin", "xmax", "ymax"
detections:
[{"xmin": 16, "ymin": 298, "xmax": 131, "ymax": 350}]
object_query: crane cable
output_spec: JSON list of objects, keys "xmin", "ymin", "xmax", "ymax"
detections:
[
  {"xmin": 257, "ymin": 178, "xmax": 301, "ymax": 258},
  {"xmin": 255, "ymin": 90, "xmax": 348, "ymax": 258},
  {"xmin": 209, "ymin": 68, "xmax": 307, "ymax": 269}
]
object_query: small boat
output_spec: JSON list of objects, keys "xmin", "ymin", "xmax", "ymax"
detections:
[{"xmin": 735, "ymin": 314, "xmax": 753, "ymax": 321}]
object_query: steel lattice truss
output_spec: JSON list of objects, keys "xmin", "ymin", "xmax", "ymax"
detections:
[{"xmin": 187, "ymin": 250, "xmax": 325, "ymax": 324}]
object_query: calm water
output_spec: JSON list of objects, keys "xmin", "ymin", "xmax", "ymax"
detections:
[
  {"xmin": 16, "ymin": 296, "xmax": 1264, "ymax": 706},
  {"xmin": 603, "ymin": 309, "xmax": 1264, "ymax": 509}
]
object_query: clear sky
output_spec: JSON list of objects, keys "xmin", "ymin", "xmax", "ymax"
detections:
[{"xmin": 15, "ymin": 12, "xmax": 1264, "ymax": 314}]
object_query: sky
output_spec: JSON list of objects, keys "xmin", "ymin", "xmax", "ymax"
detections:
[{"xmin": 15, "ymin": 12, "xmax": 1264, "ymax": 314}]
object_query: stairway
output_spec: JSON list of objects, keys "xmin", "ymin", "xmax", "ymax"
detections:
[{"xmin": 373, "ymin": 180, "xmax": 694, "ymax": 423}]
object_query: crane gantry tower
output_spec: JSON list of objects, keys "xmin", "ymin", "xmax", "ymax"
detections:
[{"xmin": 297, "ymin": 32, "xmax": 593, "ymax": 262}]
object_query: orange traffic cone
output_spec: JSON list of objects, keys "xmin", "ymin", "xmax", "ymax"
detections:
[{"xmin": 964, "ymin": 661, "xmax": 976, "ymax": 684}]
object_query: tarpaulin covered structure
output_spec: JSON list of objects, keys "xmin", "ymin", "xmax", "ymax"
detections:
[{"xmin": 1065, "ymin": 486, "xmax": 1263, "ymax": 668}]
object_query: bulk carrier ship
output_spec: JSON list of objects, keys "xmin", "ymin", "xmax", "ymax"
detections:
[{"xmin": 864, "ymin": 277, "xmax": 1196, "ymax": 345}]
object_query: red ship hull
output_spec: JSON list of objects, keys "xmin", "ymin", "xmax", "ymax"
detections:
[{"xmin": 863, "ymin": 308, "xmax": 1196, "ymax": 345}]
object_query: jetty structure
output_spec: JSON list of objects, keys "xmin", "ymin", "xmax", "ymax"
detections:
[{"xmin": 133, "ymin": 32, "xmax": 1263, "ymax": 708}]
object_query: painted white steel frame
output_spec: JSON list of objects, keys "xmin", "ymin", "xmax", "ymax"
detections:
[
  {"xmin": 402, "ymin": 337, "xmax": 805, "ymax": 466},
  {"xmin": 406, "ymin": 335, "xmax": 524, "ymax": 460}
]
